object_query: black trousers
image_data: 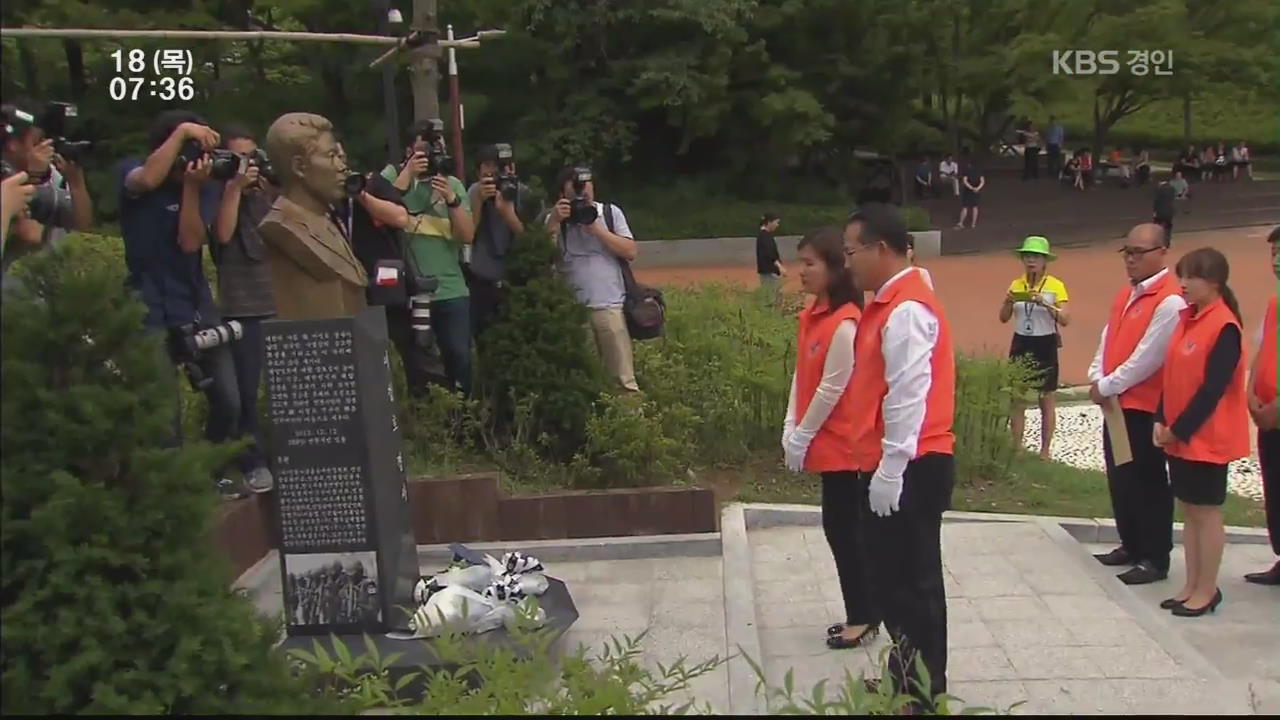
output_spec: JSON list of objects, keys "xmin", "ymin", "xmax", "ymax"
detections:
[
  {"xmin": 1259, "ymin": 429, "xmax": 1280, "ymax": 555},
  {"xmin": 862, "ymin": 453, "xmax": 954, "ymax": 708},
  {"xmin": 468, "ymin": 274, "xmax": 505, "ymax": 341},
  {"xmin": 1047, "ymin": 144, "xmax": 1062, "ymax": 177},
  {"xmin": 1023, "ymin": 146, "xmax": 1040, "ymax": 179},
  {"xmin": 1103, "ymin": 409, "xmax": 1174, "ymax": 571},
  {"xmin": 227, "ymin": 315, "xmax": 269, "ymax": 473},
  {"xmin": 821, "ymin": 472, "xmax": 881, "ymax": 627}
]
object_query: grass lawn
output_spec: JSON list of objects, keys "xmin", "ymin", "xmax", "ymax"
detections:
[{"xmin": 700, "ymin": 450, "xmax": 1267, "ymax": 529}]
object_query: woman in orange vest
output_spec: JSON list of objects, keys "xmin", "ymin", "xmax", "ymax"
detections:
[
  {"xmin": 781, "ymin": 226, "xmax": 881, "ymax": 650},
  {"xmin": 1245, "ymin": 227, "xmax": 1279, "ymax": 585},
  {"xmin": 1153, "ymin": 247, "xmax": 1250, "ymax": 616}
]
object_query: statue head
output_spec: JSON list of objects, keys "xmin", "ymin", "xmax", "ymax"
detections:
[{"xmin": 265, "ymin": 112, "xmax": 348, "ymax": 206}]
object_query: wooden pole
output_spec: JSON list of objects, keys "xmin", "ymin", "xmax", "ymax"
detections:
[
  {"xmin": 0, "ymin": 26, "xmax": 483, "ymax": 48},
  {"xmin": 409, "ymin": 0, "xmax": 441, "ymax": 124}
]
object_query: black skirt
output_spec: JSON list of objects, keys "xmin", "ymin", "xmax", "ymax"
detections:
[
  {"xmin": 1168, "ymin": 456, "xmax": 1228, "ymax": 506},
  {"xmin": 1009, "ymin": 333, "xmax": 1060, "ymax": 393}
]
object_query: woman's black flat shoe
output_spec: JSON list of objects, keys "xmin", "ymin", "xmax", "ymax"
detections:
[
  {"xmin": 826, "ymin": 624, "xmax": 880, "ymax": 649},
  {"xmin": 1159, "ymin": 597, "xmax": 1186, "ymax": 610},
  {"xmin": 1171, "ymin": 588, "xmax": 1222, "ymax": 617}
]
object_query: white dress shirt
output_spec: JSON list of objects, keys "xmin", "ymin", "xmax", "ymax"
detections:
[
  {"xmin": 1087, "ymin": 268, "xmax": 1188, "ymax": 398},
  {"xmin": 875, "ymin": 267, "xmax": 941, "ymax": 482},
  {"xmin": 785, "ymin": 319, "xmax": 857, "ymax": 437},
  {"xmin": 939, "ymin": 160, "xmax": 958, "ymax": 177}
]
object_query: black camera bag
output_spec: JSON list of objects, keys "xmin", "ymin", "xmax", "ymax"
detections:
[{"xmin": 601, "ymin": 202, "xmax": 665, "ymax": 341}]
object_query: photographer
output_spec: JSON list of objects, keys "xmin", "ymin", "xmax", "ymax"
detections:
[
  {"xmin": 1, "ymin": 171, "xmax": 36, "ymax": 250},
  {"xmin": 546, "ymin": 165, "xmax": 640, "ymax": 392},
  {"xmin": 209, "ymin": 125, "xmax": 279, "ymax": 495},
  {"xmin": 1, "ymin": 99, "xmax": 94, "ymax": 278},
  {"xmin": 466, "ymin": 143, "xmax": 538, "ymax": 339},
  {"xmin": 382, "ymin": 120, "xmax": 475, "ymax": 396},
  {"xmin": 119, "ymin": 109, "xmax": 244, "ymax": 499}
]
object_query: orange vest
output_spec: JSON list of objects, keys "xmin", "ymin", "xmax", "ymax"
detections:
[
  {"xmin": 794, "ymin": 299, "xmax": 862, "ymax": 473},
  {"xmin": 1103, "ymin": 271, "xmax": 1182, "ymax": 412},
  {"xmin": 1161, "ymin": 298, "xmax": 1250, "ymax": 465},
  {"xmin": 1254, "ymin": 295, "xmax": 1278, "ymax": 404},
  {"xmin": 847, "ymin": 269, "xmax": 956, "ymax": 472}
]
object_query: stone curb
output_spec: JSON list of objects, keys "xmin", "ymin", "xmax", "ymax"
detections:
[
  {"xmin": 720, "ymin": 504, "xmax": 766, "ymax": 716},
  {"xmin": 737, "ymin": 503, "xmax": 1269, "ymax": 545}
]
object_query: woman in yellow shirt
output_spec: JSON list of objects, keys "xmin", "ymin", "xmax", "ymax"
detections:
[{"xmin": 999, "ymin": 236, "xmax": 1071, "ymax": 459}]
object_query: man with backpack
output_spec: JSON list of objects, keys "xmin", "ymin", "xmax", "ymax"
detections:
[{"xmin": 544, "ymin": 165, "xmax": 645, "ymax": 392}]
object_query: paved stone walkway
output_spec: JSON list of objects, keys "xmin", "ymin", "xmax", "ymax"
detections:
[{"xmin": 240, "ymin": 512, "xmax": 1278, "ymax": 714}]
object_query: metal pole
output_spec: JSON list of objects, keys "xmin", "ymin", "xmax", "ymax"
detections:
[
  {"xmin": 377, "ymin": 1, "xmax": 401, "ymax": 167},
  {"xmin": 447, "ymin": 24, "xmax": 465, "ymax": 183},
  {"xmin": 0, "ymin": 27, "xmax": 400, "ymax": 44}
]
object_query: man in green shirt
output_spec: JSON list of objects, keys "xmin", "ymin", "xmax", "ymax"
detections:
[{"xmin": 381, "ymin": 121, "xmax": 475, "ymax": 396}]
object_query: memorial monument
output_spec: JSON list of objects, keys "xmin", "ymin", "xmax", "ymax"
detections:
[{"xmin": 259, "ymin": 112, "xmax": 368, "ymax": 321}]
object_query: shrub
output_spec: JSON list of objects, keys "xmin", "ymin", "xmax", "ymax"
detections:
[
  {"xmin": 953, "ymin": 354, "xmax": 1036, "ymax": 484},
  {"xmin": 574, "ymin": 392, "xmax": 697, "ymax": 487},
  {"xmin": 0, "ymin": 242, "xmax": 340, "ymax": 714},
  {"xmin": 475, "ymin": 225, "xmax": 605, "ymax": 460}
]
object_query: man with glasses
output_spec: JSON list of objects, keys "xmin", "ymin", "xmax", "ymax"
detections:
[{"xmin": 1087, "ymin": 223, "xmax": 1187, "ymax": 585}]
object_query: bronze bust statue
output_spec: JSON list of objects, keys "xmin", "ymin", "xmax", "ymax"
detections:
[{"xmin": 258, "ymin": 112, "xmax": 367, "ymax": 320}]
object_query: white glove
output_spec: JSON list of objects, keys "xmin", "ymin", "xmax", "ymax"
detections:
[
  {"xmin": 781, "ymin": 419, "xmax": 796, "ymax": 453},
  {"xmin": 784, "ymin": 429, "xmax": 813, "ymax": 473},
  {"xmin": 868, "ymin": 470, "xmax": 903, "ymax": 517}
]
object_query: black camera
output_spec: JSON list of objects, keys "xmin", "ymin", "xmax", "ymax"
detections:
[
  {"xmin": 0, "ymin": 158, "xmax": 71, "ymax": 227},
  {"xmin": 207, "ymin": 149, "xmax": 243, "ymax": 181},
  {"xmin": 345, "ymin": 172, "xmax": 368, "ymax": 196},
  {"xmin": 413, "ymin": 119, "xmax": 453, "ymax": 179},
  {"xmin": 492, "ymin": 143, "xmax": 519, "ymax": 202},
  {"xmin": 568, "ymin": 166, "xmax": 597, "ymax": 225},
  {"xmin": 37, "ymin": 102, "xmax": 94, "ymax": 164},
  {"xmin": 246, "ymin": 147, "xmax": 278, "ymax": 186},
  {"xmin": 167, "ymin": 320, "xmax": 243, "ymax": 391}
]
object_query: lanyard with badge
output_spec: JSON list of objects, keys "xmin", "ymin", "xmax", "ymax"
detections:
[{"xmin": 1021, "ymin": 275, "xmax": 1048, "ymax": 335}]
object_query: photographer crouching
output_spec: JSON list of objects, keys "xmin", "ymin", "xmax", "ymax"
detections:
[
  {"xmin": 1, "ymin": 99, "xmax": 94, "ymax": 286},
  {"xmin": 118, "ymin": 110, "xmax": 246, "ymax": 499},
  {"xmin": 466, "ymin": 143, "xmax": 537, "ymax": 340},
  {"xmin": 209, "ymin": 125, "xmax": 280, "ymax": 495},
  {"xmin": 382, "ymin": 119, "xmax": 475, "ymax": 397}
]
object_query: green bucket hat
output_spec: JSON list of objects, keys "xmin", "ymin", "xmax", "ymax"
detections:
[{"xmin": 1014, "ymin": 235, "xmax": 1056, "ymax": 260}]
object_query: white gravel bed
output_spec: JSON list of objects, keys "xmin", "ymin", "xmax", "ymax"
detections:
[{"xmin": 1020, "ymin": 403, "xmax": 1265, "ymax": 502}]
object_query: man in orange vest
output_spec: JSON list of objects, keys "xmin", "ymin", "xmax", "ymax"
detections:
[
  {"xmin": 1087, "ymin": 223, "xmax": 1188, "ymax": 584},
  {"xmin": 1245, "ymin": 225, "xmax": 1280, "ymax": 585},
  {"xmin": 844, "ymin": 204, "xmax": 955, "ymax": 711}
]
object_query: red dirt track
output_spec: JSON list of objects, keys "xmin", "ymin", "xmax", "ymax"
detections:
[{"xmin": 636, "ymin": 225, "xmax": 1280, "ymax": 387}]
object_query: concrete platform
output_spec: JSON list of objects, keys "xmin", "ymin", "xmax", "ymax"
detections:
[{"xmin": 237, "ymin": 510, "xmax": 1278, "ymax": 714}]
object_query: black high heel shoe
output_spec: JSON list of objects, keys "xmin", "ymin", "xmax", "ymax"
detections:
[
  {"xmin": 826, "ymin": 624, "xmax": 880, "ymax": 649},
  {"xmin": 1171, "ymin": 588, "xmax": 1222, "ymax": 617},
  {"xmin": 1159, "ymin": 597, "xmax": 1187, "ymax": 610}
]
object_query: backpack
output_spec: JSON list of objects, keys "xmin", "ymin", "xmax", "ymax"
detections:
[{"xmin": 601, "ymin": 203, "xmax": 666, "ymax": 341}]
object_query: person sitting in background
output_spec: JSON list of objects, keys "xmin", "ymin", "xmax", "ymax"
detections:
[
  {"xmin": 756, "ymin": 212, "xmax": 785, "ymax": 290},
  {"xmin": 913, "ymin": 157, "xmax": 934, "ymax": 199},
  {"xmin": 1232, "ymin": 141, "xmax": 1253, "ymax": 180},
  {"xmin": 937, "ymin": 154, "xmax": 959, "ymax": 196},
  {"xmin": 1171, "ymin": 145, "xmax": 1200, "ymax": 180},
  {"xmin": 1212, "ymin": 142, "xmax": 1230, "ymax": 182},
  {"xmin": 1199, "ymin": 145, "xmax": 1216, "ymax": 182},
  {"xmin": 1108, "ymin": 148, "xmax": 1132, "ymax": 185},
  {"xmin": 1062, "ymin": 152, "xmax": 1080, "ymax": 187},
  {"xmin": 1075, "ymin": 149, "xmax": 1094, "ymax": 190},
  {"xmin": 1132, "ymin": 147, "xmax": 1151, "ymax": 185}
]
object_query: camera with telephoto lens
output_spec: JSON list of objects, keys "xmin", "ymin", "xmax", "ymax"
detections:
[
  {"xmin": 493, "ymin": 143, "xmax": 519, "ymax": 202},
  {"xmin": 413, "ymin": 119, "xmax": 453, "ymax": 179},
  {"xmin": 167, "ymin": 320, "xmax": 244, "ymax": 391},
  {"xmin": 568, "ymin": 166, "xmax": 597, "ymax": 225},
  {"xmin": 37, "ymin": 101, "xmax": 95, "ymax": 163},
  {"xmin": 1, "ymin": 158, "xmax": 70, "ymax": 227}
]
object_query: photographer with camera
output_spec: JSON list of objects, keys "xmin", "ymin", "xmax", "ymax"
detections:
[
  {"xmin": 546, "ymin": 165, "xmax": 641, "ymax": 392},
  {"xmin": 1, "ymin": 99, "xmax": 94, "ymax": 279},
  {"xmin": 1, "ymin": 171, "xmax": 36, "ymax": 250},
  {"xmin": 382, "ymin": 120, "xmax": 475, "ymax": 396},
  {"xmin": 119, "ymin": 109, "xmax": 246, "ymax": 499},
  {"xmin": 208, "ymin": 125, "xmax": 281, "ymax": 494},
  {"xmin": 466, "ymin": 143, "xmax": 538, "ymax": 340}
]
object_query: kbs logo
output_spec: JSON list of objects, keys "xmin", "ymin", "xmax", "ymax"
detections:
[{"xmin": 1052, "ymin": 50, "xmax": 1121, "ymax": 75}]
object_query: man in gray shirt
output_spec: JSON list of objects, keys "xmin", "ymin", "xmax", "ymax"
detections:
[
  {"xmin": 545, "ymin": 166, "xmax": 640, "ymax": 392},
  {"xmin": 466, "ymin": 143, "xmax": 538, "ymax": 339}
]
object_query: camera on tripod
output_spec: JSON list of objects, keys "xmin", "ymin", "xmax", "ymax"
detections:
[
  {"xmin": 413, "ymin": 119, "xmax": 453, "ymax": 179},
  {"xmin": 492, "ymin": 143, "xmax": 519, "ymax": 203},
  {"xmin": 568, "ymin": 166, "xmax": 597, "ymax": 225},
  {"xmin": 167, "ymin": 320, "xmax": 243, "ymax": 391}
]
